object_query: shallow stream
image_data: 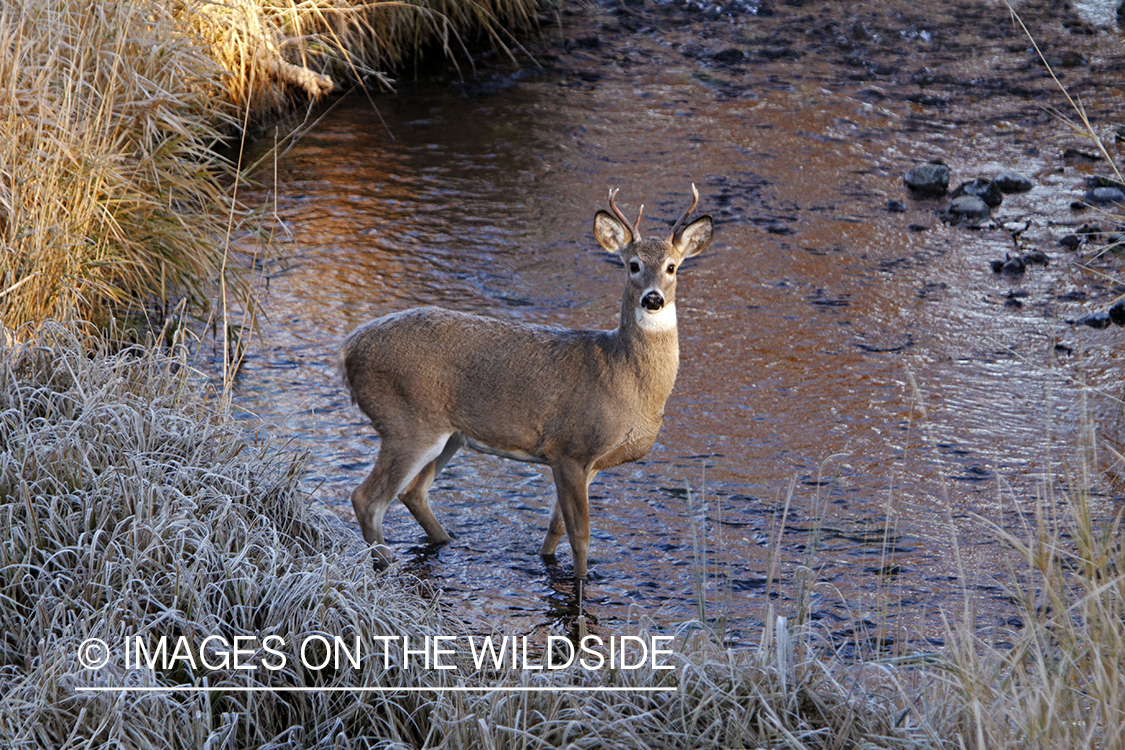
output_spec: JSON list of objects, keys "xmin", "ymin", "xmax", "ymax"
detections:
[{"xmin": 229, "ymin": 0, "xmax": 1125, "ymax": 646}]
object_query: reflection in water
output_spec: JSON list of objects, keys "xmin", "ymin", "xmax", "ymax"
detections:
[{"xmin": 231, "ymin": 2, "xmax": 1125, "ymax": 644}]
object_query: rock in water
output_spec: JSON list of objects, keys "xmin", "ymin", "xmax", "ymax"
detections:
[
  {"xmin": 1077, "ymin": 312, "xmax": 1113, "ymax": 329},
  {"xmin": 993, "ymin": 172, "xmax": 1034, "ymax": 194},
  {"xmin": 952, "ymin": 178, "xmax": 1003, "ymax": 208},
  {"xmin": 1110, "ymin": 301, "xmax": 1125, "ymax": 326},
  {"xmin": 904, "ymin": 162, "xmax": 950, "ymax": 196},
  {"xmin": 1085, "ymin": 186, "xmax": 1125, "ymax": 205},
  {"xmin": 1001, "ymin": 255, "xmax": 1025, "ymax": 275},
  {"xmin": 949, "ymin": 194, "xmax": 991, "ymax": 220}
]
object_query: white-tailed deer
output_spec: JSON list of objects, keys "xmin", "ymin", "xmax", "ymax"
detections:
[{"xmin": 341, "ymin": 186, "xmax": 713, "ymax": 580}]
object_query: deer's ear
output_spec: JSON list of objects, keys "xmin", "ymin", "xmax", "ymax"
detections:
[
  {"xmin": 595, "ymin": 210, "xmax": 632, "ymax": 253},
  {"xmin": 673, "ymin": 215, "xmax": 713, "ymax": 259}
]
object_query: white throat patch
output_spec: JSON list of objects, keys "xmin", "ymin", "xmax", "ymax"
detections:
[{"xmin": 635, "ymin": 302, "xmax": 677, "ymax": 333}]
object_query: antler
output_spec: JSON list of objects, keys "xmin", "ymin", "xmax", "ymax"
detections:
[
  {"xmin": 668, "ymin": 183, "xmax": 700, "ymax": 242},
  {"xmin": 608, "ymin": 188, "xmax": 644, "ymax": 240}
]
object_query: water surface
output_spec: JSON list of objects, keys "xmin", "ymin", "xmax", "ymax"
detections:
[{"xmin": 229, "ymin": 0, "xmax": 1125, "ymax": 645}]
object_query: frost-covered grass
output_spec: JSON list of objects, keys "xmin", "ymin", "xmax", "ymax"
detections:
[{"xmin": 5, "ymin": 328, "xmax": 1125, "ymax": 748}]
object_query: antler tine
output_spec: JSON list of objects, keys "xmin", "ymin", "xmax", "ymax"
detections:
[
  {"xmin": 634, "ymin": 204, "xmax": 644, "ymax": 238},
  {"xmin": 608, "ymin": 188, "xmax": 639, "ymax": 240},
  {"xmin": 668, "ymin": 183, "xmax": 700, "ymax": 241}
]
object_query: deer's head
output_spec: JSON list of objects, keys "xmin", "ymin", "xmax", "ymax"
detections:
[{"xmin": 594, "ymin": 185, "xmax": 714, "ymax": 332}]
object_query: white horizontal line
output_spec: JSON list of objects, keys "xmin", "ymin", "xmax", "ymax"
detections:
[{"xmin": 76, "ymin": 685, "xmax": 678, "ymax": 694}]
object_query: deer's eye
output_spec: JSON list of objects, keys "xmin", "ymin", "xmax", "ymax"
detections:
[
  {"xmin": 629, "ymin": 259, "xmax": 642, "ymax": 274},
  {"xmin": 666, "ymin": 262, "xmax": 676, "ymax": 276}
]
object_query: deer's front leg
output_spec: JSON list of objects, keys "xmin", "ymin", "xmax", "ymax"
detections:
[{"xmin": 549, "ymin": 459, "xmax": 593, "ymax": 580}]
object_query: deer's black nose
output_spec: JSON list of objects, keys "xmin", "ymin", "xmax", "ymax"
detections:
[{"xmin": 641, "ymin": 291, "xmax": 664, "ymax": 311}]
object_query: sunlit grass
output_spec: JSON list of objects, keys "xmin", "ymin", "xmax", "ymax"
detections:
[
  {"xmin": 0, "ymin": 0, "xmax": 246, "ymax": 331},
  {"xmin": 0, "ymin": 0, "xmax": 541, "ymax": 333},
  {"xmin": 182, "ymin": 0, "xmax": 540, "ymax": 113}
]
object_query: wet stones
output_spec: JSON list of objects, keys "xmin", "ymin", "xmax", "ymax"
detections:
[
  {"xmin": 993, "ymin": 172, "xmax": 1034, "ymax": 194},
  {"xmin": 1084, "ymin": 186, "xmax": 1125, "ymax": 205},
  {"xmin": 903, "ymin": 162, "xmax": 950, "ymax": 196},
  {"xmin": 1075, "ymin": 310, "xmax": 1113, "ymax": 329},
  {"xmin": 991, "ymin": 243, "xmax": 1049, "ymax": 276},
  {"xmin": 1077, "ymin": 175, "xmax": 1125, "ymax": 207},
  {"xmin": 1057, "ymin": 223, "xmax": 1125, "ymax": 252},
  {"xmin": 989, "ymin": 248, "xmax": 1048, "ymax": 276},
  {"xmin": 949, "ymin": 194, "xmax": 991, "ymax": 221},
  {"xmin": 902, "ymin": 163, "xmax": 1036, "ymax": 228},
  {"xmin": 1060, "ymin": 232, "xmax": 1084, "ymax": 251},
  {"xmin": 951, "ymin": 177, "xmax": 1003, "ymax": 208},
  {"xmin": 1070, "ymin": 297, "xmax": 1125, "ymax": 330},
  {"xmin": 990, "ymin": 254, "xmax": 1025, "ymax": 275}
]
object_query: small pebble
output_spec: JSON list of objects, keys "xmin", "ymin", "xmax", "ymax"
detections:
[
  {"xmin": 993, "ymin": 172, "xmax": 1034, "ymax": 193},
  {"xmin": 1086, "ymin": 187, "xmax": 1125, "ymax": 205},
  {"xmin": 1001, "ymin": 255, "xmax": 1025, "ymax": 274}
]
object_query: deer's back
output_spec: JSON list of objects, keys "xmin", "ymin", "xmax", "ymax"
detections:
[{"xmin": 341, "ymin": 306, "xmax": 674, "ymax": 466}]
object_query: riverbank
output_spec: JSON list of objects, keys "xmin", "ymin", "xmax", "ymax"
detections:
[{"xmin": 0, "ymin": 0, "xmax": 541, "ymax": 333}]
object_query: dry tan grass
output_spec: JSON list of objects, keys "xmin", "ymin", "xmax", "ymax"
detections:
[
  {"xmin": 0, "ymin": 0, "xmax": 540, "ymax": 332},
  {"xmin": 0, "ymin": 0, "xmax": 246, "ymax": 331},
  {"xmin": 183, "ymin": 0, "xmax": 539, "ymax": 113},
  {"xmin": 933, "ymin": 483, "xmax": 1125, "ymax": 750},
  {"xmin": 431, "ymin": 617, "xmax": 928, "ymax": 750}
]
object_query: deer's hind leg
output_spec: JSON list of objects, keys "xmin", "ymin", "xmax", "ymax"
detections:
[
  {"xmin": 540, "ymin": 501, "xmax": 566, "ymax": 558},
  {"xmin": 352, "ymin": 430, "xmax": 454, "ymax": 568},
  {"xmin": 399, "ymin": 433, "xmax": 463, "ymax": 544}
]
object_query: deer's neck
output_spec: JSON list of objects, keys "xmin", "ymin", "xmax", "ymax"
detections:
[{"xmin": 614, "ymin": 295, "xmax": 681, "ymax": 397}]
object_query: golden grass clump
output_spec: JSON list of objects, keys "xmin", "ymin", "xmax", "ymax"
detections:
[
  {"xmin": 182, "ymin": 0, "xmax": 539, "ymax": 113},
  {"xmin": 0, "ymin": 0, "xmax": 540, "ymax": 332},
  {"xmin": 933, "ymin": 486, "xmax": 1125, "ymax": 750},
  {"xmin": 0, "ymin": 0, "xmax": 247, "ymax": 331}
]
